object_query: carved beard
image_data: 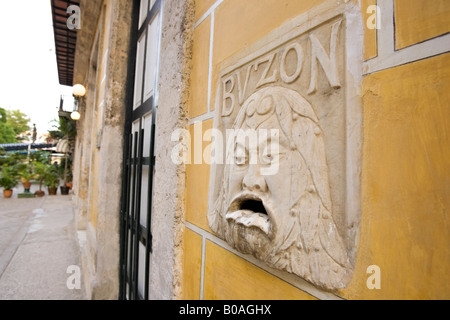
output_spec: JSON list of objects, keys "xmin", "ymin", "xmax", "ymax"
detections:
[{"xmin": 218, "ymin": 152, "xmax": 350, "ymax": 291}]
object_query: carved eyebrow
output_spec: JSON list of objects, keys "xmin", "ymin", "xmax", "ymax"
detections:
[
  {"xmin": 257, "ymin": 131, "xmax": 290, "ymax": 151},
  {"xmin": 233, "ymin": 133, "xmax": 289, "ymax": 152}
]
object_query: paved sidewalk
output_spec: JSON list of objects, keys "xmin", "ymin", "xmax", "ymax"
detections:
[{"xmin": 0, "ymin": 191, "xmax": 86, "ymax": 300}]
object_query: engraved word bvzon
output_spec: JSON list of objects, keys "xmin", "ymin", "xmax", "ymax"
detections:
[{"xmin": 221, "ymin": 20, "xmax": 342, "ymax": 118}]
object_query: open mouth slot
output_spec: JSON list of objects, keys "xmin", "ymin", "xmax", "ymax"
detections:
[
  {"xmin": 226, "ymin": 195, "xmax": 272, "ymax": 235},
  {"xmin": 240, "ymin": 199, "xmax": 268, "ymax": 216}
]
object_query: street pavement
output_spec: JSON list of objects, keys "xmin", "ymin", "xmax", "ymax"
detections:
[{"xmin": 0, "ymin": 185, "xmax": 86, "ymax": 300}]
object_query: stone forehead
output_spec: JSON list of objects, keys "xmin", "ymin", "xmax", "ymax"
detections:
[
  {"xmin": 239, "ymin": 87, "xmax": 288, "ymax": 130},
  {"xmin": 236, "ymin": 87, "xmax": 319, "ymax": 143}
]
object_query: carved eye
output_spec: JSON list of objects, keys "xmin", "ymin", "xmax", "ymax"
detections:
[
  {"xmin": 261, "ymin": 152, "xmax": 273, "ymax": 165},
  {"xmin": 260, "ymin": 141, "xmax": 280, "ymax": 165}
]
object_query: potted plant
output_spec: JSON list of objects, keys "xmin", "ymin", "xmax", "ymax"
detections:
[
  {"xmin": 44, "ymin": 165, "xmax": 60, "ymax": 195},
  {"xmin": 59, "ymin": 157, "xmax": 70, "ymax": 195},
  {"xmin": 66, "ymin": 171, "xmax": 73, "ymax": 190},
  {"xmin": 60, "ymin": 183, "xmax": 70, "ymax": 195},
  {"xmin": 34, "ymin": 162, "xmax": 47, "ymax": 197},
  {"xmin": 15, "ymin": 162, "xmax": 35, "ymax": 193},
  {"xmin": 0, "ymin": 168, "xmax": 18, "ymax": 198}
]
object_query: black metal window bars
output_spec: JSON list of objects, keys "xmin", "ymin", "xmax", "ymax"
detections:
[{"xmin": 119, "ymin": 0, "xmax": 162, "ymax": 300}]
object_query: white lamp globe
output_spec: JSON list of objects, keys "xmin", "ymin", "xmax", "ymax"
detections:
[
  {"xmin": 73, "ymin": 84, "xmax": 86, "ymax": 97},
  {"xmin": 71, "ymin": 111, "xmax": 81, "ymax": 121}
]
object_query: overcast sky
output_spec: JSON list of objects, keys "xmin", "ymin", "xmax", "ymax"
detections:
[{"xmin": 0, "ymin": 0, "xmax": 73, "ymax": 135}]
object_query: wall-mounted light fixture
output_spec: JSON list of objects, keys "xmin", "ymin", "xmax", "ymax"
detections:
[
  {"xmin": 70, "ymin": 110, "xmax": 81, "ymax": 121},
  {"xmin": 71, "ymin": 84, "xmax": 86, "ymax": 121}
]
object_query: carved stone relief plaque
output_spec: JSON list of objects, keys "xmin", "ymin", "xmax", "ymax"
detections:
[{"xmin": 207, "ymin": 2, "xmax": 363, "ymax": 291}]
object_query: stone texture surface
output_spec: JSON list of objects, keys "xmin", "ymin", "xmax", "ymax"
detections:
[
  {"xmin": 71, "ymin": 0, "xmax": 133, "ymax": 300},
  {"xmin": 73, "ymin": 0, "xmax": 103, "ymax": 86},
  {"xmin": 88, "ymin": 0, "xmax": 133, "ymax": 300},
  {"xmin": 149, "ymin": 0, "xmax": 195, "ymax": 300},
  {"xmin": 70, "ymin": 0, "xmax": 195, "ymax": 300}
]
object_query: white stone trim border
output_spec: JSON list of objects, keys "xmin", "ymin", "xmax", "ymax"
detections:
[{"xmin": 363, "ymin": 0, "xmax": 450, "ymax": 75}]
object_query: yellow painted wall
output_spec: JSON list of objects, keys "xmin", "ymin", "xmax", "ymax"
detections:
[
  {"xmin": 195, "ymin": 0, "xmax": 216, "ymax": 21},
  {"xmin": 342, "ymin": 53, "xmax": 450, "ymax": 300},
  {"xmin": 188, "ymin": 16, "xmax": 210, "ymax": 118},
  {"xmin": 362, "ymin": 0, "xmax": 377, "ymax": 60},
  {"xmin": 185, "ymin": 120, "xmax": 213, "ymax": 231},
  {"xmin": 395, "ymin": 0, "xmax": 450, "ymax": 49},
  {"xmin": 204, "ymin": 241, "xmax": 316, "ymax": 300},
  {"xmin": 182, "ymin": 228, "xmax": 203, "ymax": 299},
  {"xmin": 182, "ymin": 0, "xmax": 450, "ymax": 300}
]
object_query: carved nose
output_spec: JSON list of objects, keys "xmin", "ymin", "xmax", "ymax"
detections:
[{"xmin": 242, "ymin": 165, "xmax": 267, "ymax": 192}]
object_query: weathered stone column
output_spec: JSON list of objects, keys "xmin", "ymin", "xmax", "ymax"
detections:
[
  {"xmin": 89, "ymin": 0, "xmax": 133, "ymax": 300},
  {"xmin": 148, "ymin": 0, "xmax": 194, "ymax": 299},
  {"xmin": 72, "ymin": 0, "xmax": 102, "ymax": 231}
]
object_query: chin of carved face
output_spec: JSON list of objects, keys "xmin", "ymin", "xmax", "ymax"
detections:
[
  {"xmin": 225, "ymin": 191, "xmax": 274, "ymax": 236},
  {"xmin": 223, "ymin": 192, "xmax": 284, "ymax": 263}
]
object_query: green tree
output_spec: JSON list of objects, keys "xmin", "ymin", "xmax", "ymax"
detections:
[
  {"xmin": 50, "ymin": 117, "xmax": 77, "ymax": 140},
  {"xmin": 6, "ymin": 109, "xmax": 30, "ymax": 141},
  {"xmin": 0, "ymin": 108, "xmax": 16, "ymax": 144}
]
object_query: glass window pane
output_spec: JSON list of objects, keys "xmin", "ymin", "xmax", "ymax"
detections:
[
  {"xmin": 131, "ymin": 120, "xmax": 140, "ymax": 157},
  {"xmin": 149, "ymin": 0, "xmax": 156, "ymax": 11},
  {"xmin": 138, "ymin": 242, "xmax": 146, "ymax": 296},
  {"xmin": 129, "ymin": 121, "xmax": 140, "ymax": 214},
  {"xmin": 140, "ymin": 113, "xmax": 152, "ymax": 227},
  {"xmin": 142, "ymin": 112, "xmax": 152, "ymax": 157},
  {"xmin": 133, "ymin": 34, "xmax": 146, "ymax": 109},
  {"xmin": 140, "ymin": 166, "xmax": 149, "ymax": 227},
  {"xmin": 138, "ymin": 0, "xmax": 149, "ymax": 28},
  {"xmin": 143, "ymin": 14, "xmax": 160, "ymax": 102}
]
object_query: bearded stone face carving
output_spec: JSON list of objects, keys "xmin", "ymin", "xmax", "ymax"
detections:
[
  {"xmin": 208, "ymin": 87, "xmax": 351, "ymax": 289},
  {"xmin": 207, "ymin": 3, "xmax": 362, "ymax": 291}
]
